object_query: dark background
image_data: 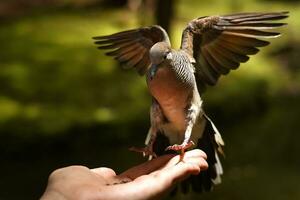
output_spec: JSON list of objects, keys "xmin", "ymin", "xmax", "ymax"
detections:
[{"xmin": 0, "ymin": 0, "xmax": 299, "ymax": 199}]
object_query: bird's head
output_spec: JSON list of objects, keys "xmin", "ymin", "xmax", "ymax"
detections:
[{"xmin": 149, "ymin": 42, "xmax": 172, "ymax": 65}]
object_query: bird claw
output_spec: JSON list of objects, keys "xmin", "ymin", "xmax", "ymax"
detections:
[
  {"xmin": 129, "ymin": 146, "xmax": 157, "ymax": 159},
  {"xmin": 165, "ymin": 141, "xmax": 195, "ymax": 152}
]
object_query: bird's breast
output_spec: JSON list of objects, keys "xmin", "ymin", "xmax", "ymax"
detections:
[{"xmin": 147, "ymin": 65, "xmax": 193, "ymax": 130}]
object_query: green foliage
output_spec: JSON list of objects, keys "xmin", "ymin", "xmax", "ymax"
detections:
[
  {"xmin": 0, "ymin": 0, "xmax": 300, "ymax": 199},
  {"xmin": 0, "ymin": 9, "xmax": 150, "ymax": 135}
]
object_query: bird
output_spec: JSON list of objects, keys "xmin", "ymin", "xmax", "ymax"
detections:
[{"xmin": 93, "ymin": 11, "xmax": 288, "ymax": 193}]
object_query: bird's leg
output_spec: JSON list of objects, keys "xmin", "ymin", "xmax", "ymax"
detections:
[
  {"xmin": 165, "ymin": 122, "xmax": 195, "ymax": 153},
  {"xmin": 129, "ymin": 99, "xmax": 164, "ymax": 159},
  {"xmin": 166, "ymin": 104, "xmax": 198, "ymax": 153},
  {"xmin": 129, "ymin": 126, "xmax": 157, "ymax": 158}
]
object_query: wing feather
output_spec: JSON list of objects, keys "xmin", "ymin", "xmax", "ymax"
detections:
[
  {"xmin": 135, "ymin": 54, "xmax": 151, "ymax": 75},
  {"xmin": 93, "ymin": 25, "xmax": 170, "ymax": 75},
  {"xmin": 221, "ymin": 30, "xmax": 280, "ymax": 38},
  {"xmin": 218, "ymin": 34, "xmax": 271, "ymax": 47},
  {"xmin": 215, "ymin": 38, "xmax": 259, "ymax": 55},
  {"xmin": 202, "ymin": 48, "xmax": 230, "ymax": 75},
  {"xmin": 180, "ymin": 11, "xmax": 288, "ymax": 92},
  {"xmin": 105, "ymin": 42, "xmax": 141, "ymax": 56},
  {"xmin": 207, "ymin": 45, "xmax": 240, "ymax": 69}
]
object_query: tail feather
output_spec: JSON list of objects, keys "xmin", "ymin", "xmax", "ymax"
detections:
[
  {"xmin": 189, "ymin": 115, "xmax": 223, "ymax": 192},
  {"xmin": 151, "ymin": 114, "xmax": 224, "ymax": 193}
]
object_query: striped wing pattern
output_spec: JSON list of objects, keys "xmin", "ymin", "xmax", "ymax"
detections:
[
  {"xmin": 180, "ymin": 11, "xmax": 288, "ymax": 90},
  {"xmin": 93, "ymin": 25, "xmax": 170, "ymax": 75}
]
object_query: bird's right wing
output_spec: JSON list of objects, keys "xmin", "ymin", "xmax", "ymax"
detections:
[
  {"xmin": 93, "ymin": 25, "xmax": 170, "ymax": 75},
  {"xmin": 180, "ymin": 12, "xmax": 288, "ymax": 92}
]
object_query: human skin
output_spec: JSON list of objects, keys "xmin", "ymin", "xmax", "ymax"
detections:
[{"xmin": 40, "ymin": 149, "xmax": 208, "ymax": 200}]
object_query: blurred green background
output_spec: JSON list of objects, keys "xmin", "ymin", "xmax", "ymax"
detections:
[{"xmin": 0, "ymin": 0, "xmax": 299, "ymax": 199}]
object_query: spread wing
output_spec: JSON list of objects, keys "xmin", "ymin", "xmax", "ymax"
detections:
[
  {"xmin": 93, "ymin": 25, "xmax": 170, "ymax": 75},
  {"xmin": 180, "ymin": 11, "xmax": 289, "ymax": 92}
]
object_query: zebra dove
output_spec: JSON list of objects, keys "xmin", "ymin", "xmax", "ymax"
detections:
[{"xmin": 93, "ymin": 11, "xmax": 288, "ymax": 192}]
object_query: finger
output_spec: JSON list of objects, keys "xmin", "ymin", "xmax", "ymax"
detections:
[
  {"xmin": 152, "ymin": 150, "xmax": 209, "ymax": 182},
  {"xmin": 105, "ymin": 161, "xmax": 205, "ymax": 200},
  {"xmin": 185, "ymin": 157, "xmax": 209, "ymax": 171},
  {"xmin": 163, "ymin": 149, "xmax": 207, "ymax": 168},
  {"xmin": 154, "ymin": 159, "xmax": 206, "ymax": 187},
  {"xmin": 164, "ymin": 162, "xmax": 201, "ymax": 181},
  {"xmin": 90, "ymin": 167, "xmax": 117, "ymax": 180},
  {"xmin": 119, "ymin": 154, "xmax": 175, "ymax": 180},
  {"xmin": 102, "ymin": 153, "xmax": 207, "ymax": 200},
  {"xmin": 120, "ymin": 149, "xmax": 207, "ymax": 180},
  {"xmin": 185, "ymin": 149, "xmax": 207, "ymax": 159},
  {"xmin": 161, "ymin": 156, "xmax": 208, "ymax": 173}
]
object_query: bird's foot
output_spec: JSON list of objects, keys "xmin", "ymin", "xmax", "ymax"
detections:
[
  {"xmin": 165, "ymin": 141, "xmax": 195, "ymax": 153},
  {"xmin": 129, "ymin": 146, "xmax": 157, "ymax": 159}
]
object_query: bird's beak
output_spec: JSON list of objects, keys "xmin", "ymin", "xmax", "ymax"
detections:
[{"xmin": 150, "ymin": 64, "xmax": 158, "ymax": 80}]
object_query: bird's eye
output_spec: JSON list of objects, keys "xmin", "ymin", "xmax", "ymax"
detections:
[{"xmin": 164, "ymin": 51, "xmax": 170, "ymax": 59}]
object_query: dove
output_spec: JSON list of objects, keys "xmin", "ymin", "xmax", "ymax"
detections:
[{"xmin": 93, "ymin": 11, "xmax": 288, "ymax": 192}]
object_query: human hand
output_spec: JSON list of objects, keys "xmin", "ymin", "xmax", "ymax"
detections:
[{"xmin": 40, "ymin": 149, "xmax": 208, "ymax": 200}]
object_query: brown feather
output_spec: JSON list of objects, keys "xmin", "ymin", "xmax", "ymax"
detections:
[
  {"xmin": 105, "ymin": 42, "xmax": 142, "ymax": 56},
  {"xmin": 197, "ymin": 54, "xmax": 219, "ymax": 85},
  {"xmin": 213, "ymin": 43, "xmax": 250, "ymax": 63},
  {"xmin": 125, "ymin": 49, "xmax": 145, "ymax": 68},
  {"xmin": 229, "ymin": 13, "xmax": 288, "ymax": 23},
  {"xmin": 207, "ymin": 45, "xmax": 240, "ymax": 69},
  {"xmin": 215, "ymin": 22, "xmax": 287, "ymax": 30},
  {"xmin": 93, "ymin": 25, "xmax": 170, "ymax": 75},
  {"xmin": 93, "ymin": 30, "xmax": 139, "ymax": 40},
  {"xmin": 215, "ymin": 38, "xmax": 259, "ymax": 55},
  {"xmin": 115, "ymin": 48, "xmax": 140, "ymax": 62},
  {"xmin": 202, "ymin": 48, "xmax": 230, "ymax": 75},
  {"xmin": 222, "ymin": 30, "xmax": 280, "ymax": 38},
  {"xmin": 218, "ymin": 34, "xmax": 270, "ymax": 47},
  {"xmin": 135, "ymin": 55, "xmax": 150, "ymax": 75}
]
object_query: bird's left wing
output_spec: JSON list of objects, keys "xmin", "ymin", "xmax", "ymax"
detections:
[
  {"xmin": 180, "ymin": 11, "xmax": 288, "ymax": 92},
  {"xmin": 93, "ymin": 25, "xmax": 170, "ymax": 75}
]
